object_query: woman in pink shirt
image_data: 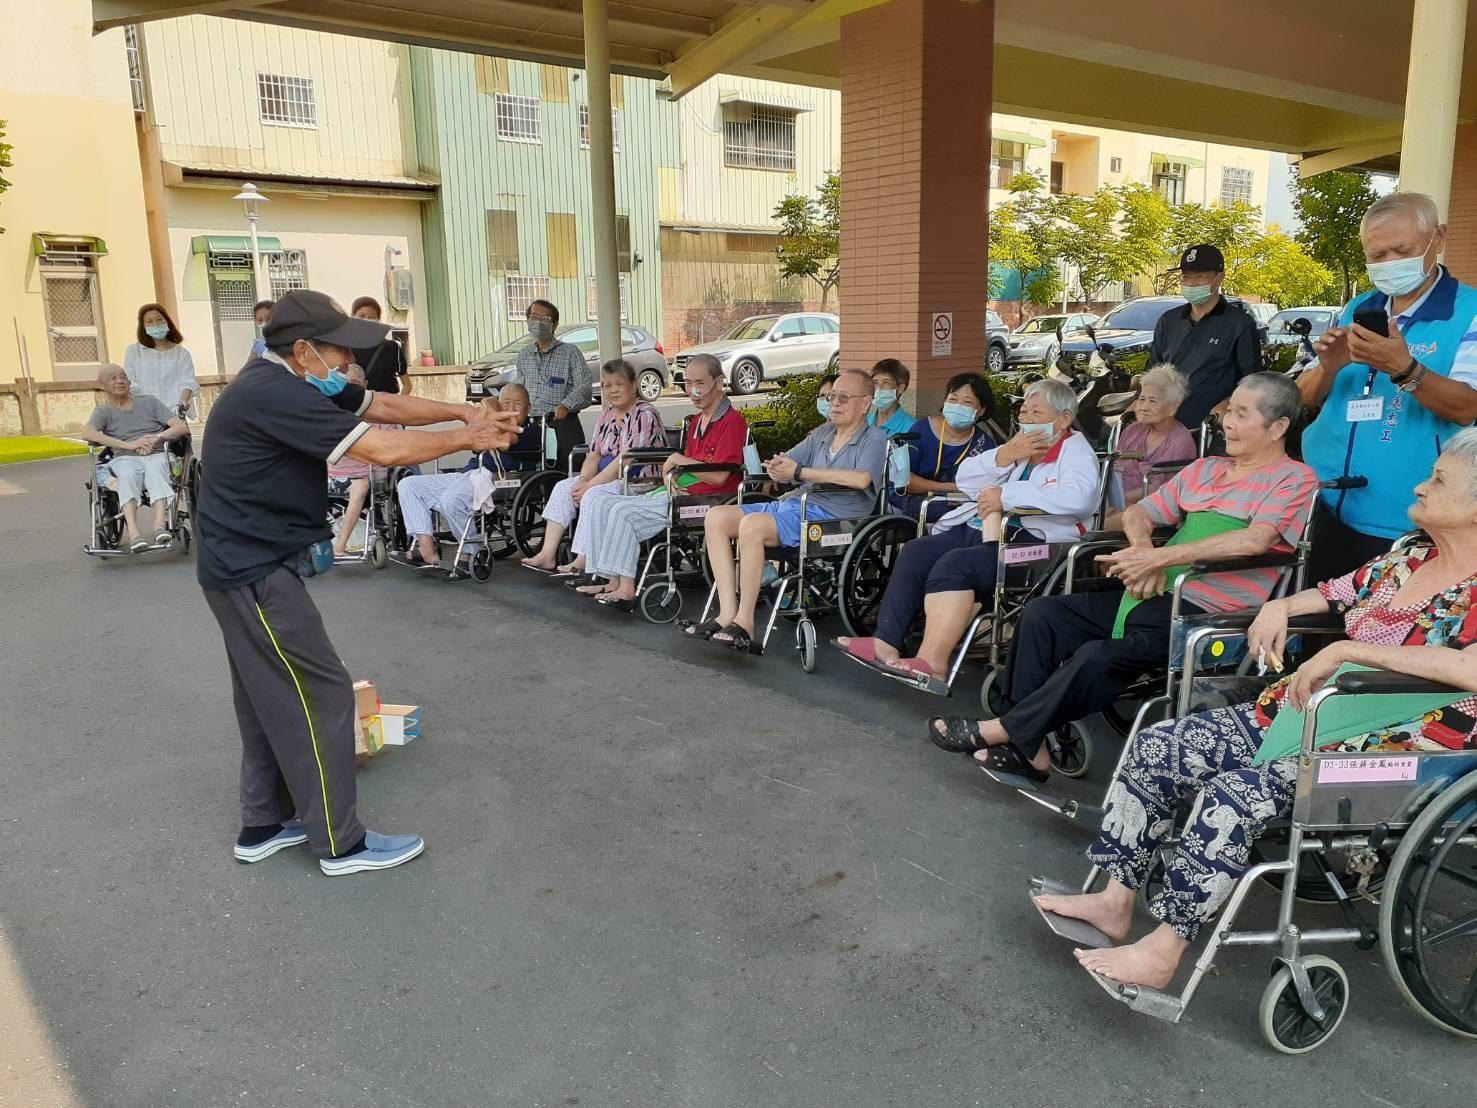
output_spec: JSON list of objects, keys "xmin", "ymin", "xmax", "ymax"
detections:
[{"xmin": 1104, "ymin": 363, "xmax": 1198, "ymax": 529}]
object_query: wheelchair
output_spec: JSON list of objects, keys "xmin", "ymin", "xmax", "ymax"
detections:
[
  {"xmin": 508, "ymin": 418, "xmax": 644, "ymax": 564},
  {"xmin": 327, "ymin": 467, "xmax": 395, "ymax": 570},
  {"xmin": 1028, "ymin": 665, "xmax": 1477, "ymax": 1053},
  {"xmin": 83, "ymin": 442, "xmax": 195, "ymax": 559}
]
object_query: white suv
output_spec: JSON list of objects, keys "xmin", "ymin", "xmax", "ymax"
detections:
[{"xmin": 671, "ymin": 312, "xmax": 841, "ymax": 395}]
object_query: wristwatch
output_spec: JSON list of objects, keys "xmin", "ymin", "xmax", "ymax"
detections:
[{"xmin": 1394, "ymin": 358, "xmax": 1426, "ymax": 393}]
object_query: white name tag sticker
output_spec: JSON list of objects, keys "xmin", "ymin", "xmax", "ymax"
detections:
[
  {"xmin": 493, "ymin": 478, "xmax": 522, "ymax": 490},
  {"xmin": 1002, "ymin": 543, "xmax": 1051, "ymax": 565},
  {"xmin": 1345, "ymin": 396, "xmax": 1384, "ymax": 423},
  {"xmin": 819, "ymin": 532, "xmax": 853, "ymax": 548},
  {"xmin": 678, "ymin": 504, "xmax": 710, "ymax": 520}
]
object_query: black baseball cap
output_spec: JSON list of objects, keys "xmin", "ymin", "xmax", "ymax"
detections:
[
  {"xmin": 262, "ymin": 289, "xmax": 388, "ymax": 349},
  {"xmin": 1170, "ymin": 243, "xmax": 1225, "ymax": 273}
]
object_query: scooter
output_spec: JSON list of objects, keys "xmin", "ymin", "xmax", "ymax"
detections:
[{"xmin": 1047, "ymin": 324, "xmax": 1138, "ymax": 448}]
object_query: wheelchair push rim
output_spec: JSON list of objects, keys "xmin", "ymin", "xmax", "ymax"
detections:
[{"xmin": 837, "ymin": 515, "xmax": 917, "ymax": 639}]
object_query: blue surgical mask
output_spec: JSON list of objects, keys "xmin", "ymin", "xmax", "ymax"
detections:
[
  {"xmin": 941, "ymin": 402, "xmax": 978, "ymax": 429},
  {"xmin": 815, "ymin": 397, "xmax": 831, "ymax": 419},
  {"xmin": 1179, "ymin": 282, "xmax": 1215, "ymax": 305},
  {"xmin": 145, "ymin": 324, "xmax": 170, "ymax": 341},
  {"xmin": 873, "ymin": 388, "xmax": 897, "ymax": 409},
  {"xmin": 1367, "ymin": 238, "xmax": 1435, "ymax": 297},
  {"xmin": 304, "ymin": 344, "xmax": 350, "ymax": 397}
]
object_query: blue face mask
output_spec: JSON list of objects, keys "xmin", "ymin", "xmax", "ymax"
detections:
[
  {"xmin": 941, "ymin": 402, "xmax": 978, "ymax": 429},
  {"xmin": 304, "ymin": 345, "xmax": 350, "ymax": 397},
  {"xmin": 145, "ymin": 324, "xmax": 170, "ymax": 341},
  {"xmin": 815, "ymin": 396, "xmax": 831, "ymax": 419},
  {"xmin": 873, "ymin": 388, "xmax": 897, "ymax": 410},
  {"xmin": 1367, "ymin": 238, "xmax": 1435, "ymax": 297}
]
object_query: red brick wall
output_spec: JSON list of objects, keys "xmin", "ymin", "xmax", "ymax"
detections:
[
  {"xmin": 839, "ymin": 0, "xmax": 994, "ymax": 413},
  {"xmin": 1446, "ymin": 122, "xmax": 1477, "ymax": 284}
]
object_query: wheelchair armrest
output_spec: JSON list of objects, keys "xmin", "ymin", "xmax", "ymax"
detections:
[
  {"xmin": 1333, "ymin": 669, "xmax": 1466, "ymax": 696},
  {"xmin": 620, "ymin": 449, "xmax": 672, "ymax": 464},
  {"xmin": 748, "ymin": 419, "xmax": 776, "ymax": 430},
  {"xmin": 1179, "ymin": 609, "xmax": 1345, "ymax": 635},
  {"xmin": 1188, "ymin": 551, "xmax": 1297, "ymax": 574},
  {"xmin": 804, "ymin": 482, "xmax": 856, "ymax": 493},
  {"xmin": 670, "ymin": 462, "xmax": 745, "ymax": 477}
]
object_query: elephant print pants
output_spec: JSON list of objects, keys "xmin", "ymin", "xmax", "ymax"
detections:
[{"xmin": 1087, "ymin": 703, "xmax": 1300, "ymax": 941}]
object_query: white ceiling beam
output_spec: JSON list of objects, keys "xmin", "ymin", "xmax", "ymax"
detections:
[
  {"xmin": 667, "ymin": 2, "xmax": 817, "ymax": 99},
  {"xmin": 1296, "ymin": 137, "xmax": 1403, "ymax": 177},
  {"xmin": 93, "ymin": 0, "xmax": 282, "ymax": 32}
]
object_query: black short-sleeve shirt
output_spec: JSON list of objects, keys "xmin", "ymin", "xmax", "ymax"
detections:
[
  {"xmin": 196, "ymin": 357, "xmax": 372, "ymax": 590},
  {"xmin": 1148, "ymin": 297, "xmax": 1261, "ymax": 428},
  {"xmin": 353, "ymin": 338, "xmax": 408, "ymax": 394}
]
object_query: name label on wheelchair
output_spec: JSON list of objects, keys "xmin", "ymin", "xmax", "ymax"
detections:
[
  {"xmin": 1316, "ymin": 755, "xmax": 1418, "ymax": 784},
  {"xmin": 1002, "ymin": 544, "xmax": 1050, "ymax": 565},
  {"xmin": 819, "ymin": 532, "xmax": 853, "ymax": 548},
  {"xmin": 494, "ymin": 479, "xmax": 523, "ymax": 490},
  {"xmin": 678, "ymin": 505, "xmax": 711, "ymax": 519}
]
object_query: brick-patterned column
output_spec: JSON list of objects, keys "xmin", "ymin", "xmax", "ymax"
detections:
[
  {"xmin": 1445, "ymin": 122, "xmax": 1477, "ymax": 283},
  {"xmin": 839, "ymin": 0, "xmax": 993, "ymax": 415}
]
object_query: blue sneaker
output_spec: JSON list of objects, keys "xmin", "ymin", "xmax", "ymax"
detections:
[
  {"xmin": 318, "ymin": 830, "xmax": 425, "ymax": 877},
  {"xmin": 233, "ymin": 819, "xmax": 308, "ymax": 864}
]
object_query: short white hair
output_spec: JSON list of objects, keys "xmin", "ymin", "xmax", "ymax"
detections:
[
  {"xmin": 1361, "ymin": 191, "xmax": 1441, "ymax": 237},
  {"xmin": 1441, "ymin": 427, "xmax": 1477, "ymax": 494},
  {"xmin": 1024, "ymin": 377, "xmax": 1078, "ymax": 419},
  {"xmin": 1139, "ymin": 363, "xmax": 1189, "ymax": 407}
]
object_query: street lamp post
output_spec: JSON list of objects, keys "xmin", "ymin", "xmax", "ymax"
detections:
[{"xmin": 231, "ymin": 182, "xmax": 270, "ymax": 301}]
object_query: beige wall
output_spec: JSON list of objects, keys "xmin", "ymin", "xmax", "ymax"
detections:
[
  {"xmin": 0, "ymin": 1, "xmax": 155, "ymax": 384},
  {"xmin": 677, "ymin": 75, "xmax": 840, "ymax": 231},
  {"xmin": 141, "ymin": 16, "xmax": 416, "ymax": 180},
  {"xmin": 162, "ymin": 187, "xmax": 428, "ymax": 375}
]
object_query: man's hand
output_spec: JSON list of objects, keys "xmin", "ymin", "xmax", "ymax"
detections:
[
  {"xmin": 1312, "ymin": 325, "xmax": 1351, "ymax": 375},
  {"xmin": 663, "ymin": 452, "xmax": 690, "ymax": 475},
  {"xmin": 467, "ymin": 408, "xmax": 523, "ymax": 453},
  {"xmin": 765, "ymin": 454, "xmax": 799, "ymax": 482},
  {"xmin": 997, "ymin": 429, "xmax": 1050, "ymax": 466},
  {"xmin": 975, "ymin": 486, "xmax": 1003, "ymax": 516},
  {"xmin": 1348, "ymin": 322, "xmax": 1412, "ymax": 377},
  {"xmin": 1095, "ymin": 544, "xmax": 1167, "ymax": 598},
  {"xmin": 554, "ymin": 404, "xmax": 570, "ymax": 421},
  {"xmin": 1285, "ymin": 642, "xmax": 1349, "ymax": 712}
]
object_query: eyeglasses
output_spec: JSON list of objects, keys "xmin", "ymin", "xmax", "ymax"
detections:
[{"xmin": 828, "ymin": 392, "xmax": 867, "ymax": 404}]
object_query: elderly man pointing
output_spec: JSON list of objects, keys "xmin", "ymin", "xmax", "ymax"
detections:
[
  {"xmin": 1300, "ymin": 191, "xmax": 1477, "ymax": 582},
  {"xmin": 197, "ymin": 290, "xmax": 520, "ymax": 877}
]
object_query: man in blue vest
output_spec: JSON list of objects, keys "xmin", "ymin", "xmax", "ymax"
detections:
[{"xmin": 1300, "ymin": 191, "xmax": 1477, "ymax": 582}]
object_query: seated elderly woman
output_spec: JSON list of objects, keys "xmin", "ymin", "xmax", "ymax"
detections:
[
  {"xmin": 520, "ymin": 359, "xmax": 669, "ymax": 575},
  {"xmin": 396, "ymin": 383, "xmax": 541, "ymax": 576},
  {"xmin": 928, "ymin": 372, "xmax": 1320, "ymax": 783},
  {"xmin": 887, "ymin": 372, "xmax": 999, "ymax": 524},
  {"xmin": 79, "ymin": 363, "xmax": 190, "ymax": 552},
  {"xmin": 1102, "ymin": 363, "xmax": 1197, "ymax": 530},
  {"xmin": 1035, "ymin": 432, "xmax": 1477, "ymax": 990},
  {"xmin": 836, "ymin": 378, "xmax": 1098, "ymax": 687},
  {"xmin": 694, "ymin": 367, "xmax": 888, "ymax": 653}
]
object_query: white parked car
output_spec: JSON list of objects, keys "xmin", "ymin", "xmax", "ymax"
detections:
[{"xmin": 671, "ymin": 312, "xmax": 841, "ymax": 395}]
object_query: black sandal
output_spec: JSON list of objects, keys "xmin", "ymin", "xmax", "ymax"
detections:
[
  {"xmin": 596, "ymin": 595, "xmax": 636, "ymax": 613},
  {"xmin": 926, "ymin": 717, "xmax": 990, "ymax": 754},
  {"xmin": 563, "ymin": 574, "xmax": 603, "ymax": 589},
  {"xmin": 678, "ymin": 618, "xmax": 725, "ymax": 639},
  {"xmin": 712, "ymin": 624, "xmax": 762, "ymax": 655},
  {"xmin": 977, "ymin": 743, "xmax": 1049, "ymax": 784}
]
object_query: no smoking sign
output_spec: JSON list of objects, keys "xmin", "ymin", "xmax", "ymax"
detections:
[{"xmin": 930, "ymin": 312, "xmax": 953, "ymax": 357}]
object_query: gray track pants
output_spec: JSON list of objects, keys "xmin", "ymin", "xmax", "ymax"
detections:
[{"xmin": 203, "ymin": 566, "xmax": 365, "ymax": 858}]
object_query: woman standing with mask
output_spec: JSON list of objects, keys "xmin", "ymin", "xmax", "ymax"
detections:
[
  {"xmin": 514, "ymin": 298, "xmax": 591, "ymax": 466},
  {"xmin": 125, "ymin": 303, "xmax": 198, "ymax": 418},
  {"xmin": 888, "ymin": 372, "xmax": 997, "ymax": 523}
]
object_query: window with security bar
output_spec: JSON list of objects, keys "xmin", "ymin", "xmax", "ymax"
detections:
[
  {"xmin": 1220, "ymin": 166, "xmax": 1254, "ymax": 207},
  {"xmin": 991, "ymin": 139, "xmax": 1027, "ymax": 189},
  {"xmin": 1153, "ymin": 163, "xmax": 1187, "ymax": 206},
  {"xmin": 41, "ymin": 250, "xmax": 106, "ymax": 368},
  {"xmin": 124, "ymin": 25, "xmax": 145, "ymax": 113},
  {"xmin": 496, "ymin": 94, "xmax": 542, "ymax": 144},
  {"xmin": 258, "ymin": 73, "xmax": 317, "ymax": 128},
  {"xmin": 579, "ymin": 105, "xmax": 622, "ymax": 152},
  {"xmin": 267, "ymin": 249, "xmax": 309, "ymax": 298},
  {"xmin": 586, "ymin": 275, "xmax": 630, "ymax": 322},
  {"xmin": 723, "ymin": 106, "xmax": 797, "ymax": 171},
  {"xmin": 505, "ymin": 275, "xmax": 550, "ymax": 321}
]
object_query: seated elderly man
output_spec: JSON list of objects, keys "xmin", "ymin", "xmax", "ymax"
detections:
[
  {"xmin": 574, "ymin": 354, "xmax": 748, "ymax": 610},
  {"xmin": 79, "ymin": 363, "xmax": 190, "ymax": 552},
  {"xmin": 836, "ymin": 378, "xmax": 1098, "ymax": 687},
  {"xmin": 928, "ymin": 372, "xmax": 1319, "ymax": 783},
  {"xmin": 1036, "ymin": 434, "xmax": 1477, "ymax": 991},
  {"xmin": 396, "ymin": 383, "xmax": 541, "ymax": 577},
  {"xmin": 695, "ymin": 367, "xmax": 887, "ymax": 652}
]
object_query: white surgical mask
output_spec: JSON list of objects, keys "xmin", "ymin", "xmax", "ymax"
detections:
[
  {"xmin": 145, "ymin": 324, "xmax": 170, "ymax": 341},
  {"xmin": 1367, "ymin": 237, "xmax": 1436, "ymax": 297},
  {"xmin": 1019, "ymin": 422, "xmax": 1055, "ymax": 439}
]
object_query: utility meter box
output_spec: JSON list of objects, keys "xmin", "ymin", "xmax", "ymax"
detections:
[{"xmin": 387, "ymin": 266, "xmax": 414, "ymax": 311}]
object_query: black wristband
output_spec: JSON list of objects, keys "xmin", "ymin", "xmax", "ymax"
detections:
[
  {"xmin": 1391, "ymin": 358, "xmax": 1418, "ymax": 385},
  {"xmin": 794, "ymin": 464, "xmax": 804, "ymax": 483}
]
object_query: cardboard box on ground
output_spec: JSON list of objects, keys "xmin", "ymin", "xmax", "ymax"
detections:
[{"xmin": 353, "ymin": 680, "xmax": 422, "ymax": 764}]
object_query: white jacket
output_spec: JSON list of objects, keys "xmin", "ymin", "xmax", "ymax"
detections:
[{"xmin": 933, "ymin": 430, "xmax": 1100, "ymax": 542}]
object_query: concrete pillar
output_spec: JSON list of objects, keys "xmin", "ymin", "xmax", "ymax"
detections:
[
  {"xmin": 839, "ymin": 0, "xmax": 993, "ymax": 414},
  {"xmin": 1398, "ymin": 0, "xmax": 1468, "ymax": 219},
  {"xmin": 583, "ymin": 0, "xmax": 622, "ymax": 365}
]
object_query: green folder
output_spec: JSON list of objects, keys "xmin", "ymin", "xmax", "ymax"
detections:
[{"xmin": 1111, "ymin": 511, "xmax": 1247, "ymax": 638}]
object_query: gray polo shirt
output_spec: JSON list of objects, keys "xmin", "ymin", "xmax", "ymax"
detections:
[
  {"xmin": 781, "ymin": 422, "xmax": 888, "ymax": 517},
  {"xmin": 88, "ymin": 395, "xmax": 174, "ymax": 454}
]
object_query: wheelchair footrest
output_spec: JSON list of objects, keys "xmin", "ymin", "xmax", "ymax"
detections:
[
  {"xmin": 835, "ymin": 646, "xmax": 951, "ymax": 696},
  {"xmin": 978, "ymin": 765, "xmax": 1045, "ymax": 791},
  {"xmin": 1017, "ymin": 789, "xmax": 1102, "ymax": 823},
  {"xmin": 1028, "ymin": 877, "xmax": 1114, "ymax": 949},
  {"xmin": 1083, "ymin": 968, "xmax": 1185, "ymax": 1024}
]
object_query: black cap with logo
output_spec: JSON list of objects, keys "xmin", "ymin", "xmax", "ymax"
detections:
[
  {"xmin": 262, "ymin": 289, "xmax": 389, "ymax": 350},
  {"xmin": 1170, "ymin": 243, "xmax": 1225, "ymax": 273}
]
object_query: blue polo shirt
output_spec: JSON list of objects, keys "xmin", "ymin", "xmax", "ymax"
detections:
[
  {"xmin": 1301, "ymin": 266, "xmax": 1477, "ymax": 539},
  {"xmin": 868, "ymin": 406, "xmax": 914, "ymax": 437}
]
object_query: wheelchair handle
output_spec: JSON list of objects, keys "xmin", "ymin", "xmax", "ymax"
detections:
[
  {"xmin": 888, "ymin": 432, "xmax": 921, "ymax": 443},
  {"xmin": 1321, "ymin": 476, "xmax": 1369, "ymax": 491}
]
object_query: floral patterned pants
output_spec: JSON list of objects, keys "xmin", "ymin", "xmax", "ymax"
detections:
[{"xmin": 1087, "ymin": 703, "xmax": 1300, "ymax": 941}]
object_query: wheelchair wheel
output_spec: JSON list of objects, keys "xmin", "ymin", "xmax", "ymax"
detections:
[
  {"xmin": 176, "ymin": 522, "xmax": 192, "ymax": 558},
  {"xmin": 979, "ymin": 667, "xmax": 1008, "ymax": 718},
  {"xmin": 371, "ymin": 536, "xmax": 389, "ymax": 569},
  {"xmin": 639, "ymin": 580, "xmax": 683, "ymax": 624},
  {"xmin": 1379, "ymin": 768, "xmax": 1477, "ymax": 1038},
  {"xmin": 470, "ymin": 548, "xmax": 494, "ymax": 582},
  {"xmin": 797, "ymin": 618, "xmax": 817, "ymax": 672},
  {"xmin": 510, "ymin": 470, "xmax": 564, "ymax": 558},
  {"xmin": 1046, "ymin": 719, "xmax": 1094, "ymax": 779},
  {"xmin": 1258, "ymin": 955, "xmax": 1349, "ymax": 1054},
  {"xmin": 837, "ymin": 515, "xmax": 916, "ymax": 638}
]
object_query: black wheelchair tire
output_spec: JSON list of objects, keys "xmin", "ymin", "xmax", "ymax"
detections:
[
  {"xmin": 837, "ymin": 514, "xmax": 917, "ymax": 638},
  {"xmin": 510, "ymin": 470, "xmax": 566, "ymax": 559},
  {"xmin": 639, "ymin": 581, "xmax": 684, "ymax": 624}
]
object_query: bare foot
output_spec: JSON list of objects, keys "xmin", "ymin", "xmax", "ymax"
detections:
[
  {"xmin": 604, "ymin": 587, "xmax": 637, "ymax": 602},
  {"xmin": 556, "ymin": 559, "xmax": 585, "ymax": 574},
  {"xmin": 1034, "ymin": 890, "xmax": 1134, "ymax": 943},
  {"xmin": 576, "ymin": 582, "xmax": 614, "ymax": 596},
  {"xmin": 1074, "ymin": 928, "xmax": 1186, "ymax": 990},
  {"xmin": 521, "ymin": 554, "xmax": 557, "ymax": 570}
]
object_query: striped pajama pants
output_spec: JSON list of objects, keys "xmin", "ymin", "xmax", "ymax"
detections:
[
  {"xmin": 584, "ymin": 490, "xmax": 672, "ymax": 580},
  {"xmin": 543, "ymin": 477, "xmax": 625, "ymax": 559}
]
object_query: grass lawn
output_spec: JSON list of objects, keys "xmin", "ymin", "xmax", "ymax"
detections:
[{"xmin": 0, "ymin": 436, "xmax": 89, "ymax": 465}]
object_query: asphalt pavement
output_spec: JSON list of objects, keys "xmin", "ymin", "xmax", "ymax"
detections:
[{"xmin": 0, "ymin": 454, "xmax": 1470, "ymax": 1108}]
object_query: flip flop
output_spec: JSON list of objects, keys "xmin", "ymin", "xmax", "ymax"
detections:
[
  {"xmin": 562, "ymin": 574, "xmax": 603, "ymax": 589},
  {"xmin": 834, "ymin": 636, "xmax": 882, "ymax": 664},
  {"xmin": 712, "ymin": 624, "xmax": 762, "ymax": 655},
  {"xmin": 678, "ymin": 618, "xmax": 725, "ymax": 639},
  {"xmin": 521, "ymin": 562, "xmax": 556, "ymax": 575},
  {"xmin": 882, "ymin": 657, "xmax": 950, "ymax": 695},
  {"xmin": 154, "ymin": 530, "xmax": 173, "ymax": 545},
  {"xmin": 129, "ymin": 538, "xmax": 150, "ymax": 554}
]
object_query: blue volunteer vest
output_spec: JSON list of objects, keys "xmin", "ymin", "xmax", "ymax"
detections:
[{"xmin": 1300, "ymin": 267, "xmax": 1477, "ymax": 539}]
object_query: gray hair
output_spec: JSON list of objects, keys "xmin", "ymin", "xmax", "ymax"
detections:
[
  {"xmin": 1024, "ymin": 377, "xmax": 1079, "ymax": 418},
  {"xmin": 1236, "ymin": 371, "xmax": 1301, "ymax": 433},
  {"xmin": 1139, "ymin": 363, "xmax": 1189, "ymax": 407},
  {"xmin": 685, "ymin": 353, "xmax": 723, "ymax": 381},
  {"xmin": 1361, "ymin": 191, "xmax": 1441, "ymax": 237}
]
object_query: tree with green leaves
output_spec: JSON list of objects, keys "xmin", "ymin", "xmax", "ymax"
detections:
[
  {"xmin": 987, "ymin": 171, "xmax": 1062, "ymax": 322},
  {"xmin": 0, "ymin": 120, "xmax": 12, "ymax": 235},
  {"xmin": 1229, "ymin": 229, "xmax": 1333, "ymax": 308},
  {"xmin": 1055, "ymin": 183, "xmax": 1169, "ymax": 303},
  {"xmin": 1292, "ymin": 169, "xmax": 1378, "ymax": 303},
  {"xmin": 1152, "ymin": 200, "xmax": 1261, "ymax": 293},
  {"xmin": 773, "ymin": 169, "xmax": 840, "ymax": 308}
]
